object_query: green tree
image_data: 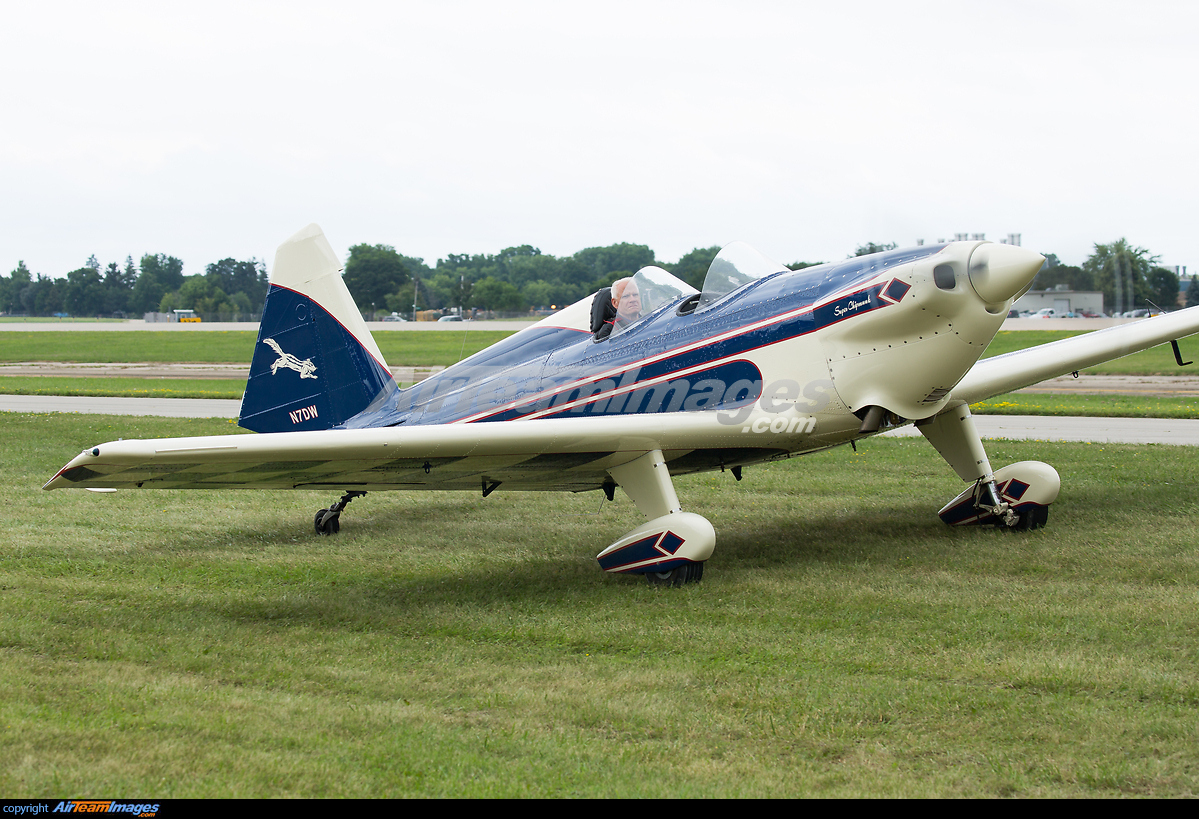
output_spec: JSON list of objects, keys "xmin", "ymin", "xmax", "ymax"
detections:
[
  {"xmin": 667, "ymin": 246, "xmax": 721, "ymax": 290},
  {"xmin": 205, "ymin": 258, "xmax": 267, "ymax": 315},
  {"xmin": 426, "ymin": 272, "xmax": 478, "ymax": 312},
  {"xmin": 506, "ymin": 253, "xmax": 563, "ymax": 289},
  {"xmin": 2, "ymin": 261, "xmax": 33, "ymax": 314},
  {"xmin": 1031, "ymin": 257, "xmax": 1093, "ymax": 292},
  {"xmin": 1186, "ymin": 275, "xmax": 1199, "ymax": 308},
  {"xmin": 130, "ymin": 254, "xmax": 185, "ymax": 314},
  {"xmin": 1083, "ymin": 239, "xmax": 1158, "ymax": 315},
  {"xmin": 386, "ymin": 281, "xmax": 427, "ymax": 316},
  {"xmin": 436, "ymin": 252, "xmax": 503, "ymax": 283},
  {"xmin": 101, "ymin": 260, "xmax": 134, "ymax": 315},
  {"xmin": 853, "ymin": 242, "xmax": 897, "ymax": 257},
  {"xmin": 572, "ymin": 243, "xmax": 656, "ymax": 280},
  {"xmin": 470, "ymin": 277, "xmax": 525, "ymax": 313},
  {"xmin": 162, "ymin": 275, "xmax": 237, "ymax": 320},
  {"xmin": 1146, "ymin": 266, "xmax": 1180, "ymax": 310},
  {"xmin": 63, "ymin": 266, "xmax": 106, "ymax": 316},
  {"xmin": 28, "ymin": 274, "xmax": 65, "ymax": 315},
  {"xmin": 344, "ymin": 244, "xmax": 410, "ymax": 310}
]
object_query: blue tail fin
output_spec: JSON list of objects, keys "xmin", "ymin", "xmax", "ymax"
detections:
[{"xmin": 239, "ymin": 224, "xmax": 396, "ymax": 433}]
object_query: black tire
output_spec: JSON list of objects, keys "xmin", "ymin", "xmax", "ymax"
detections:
[
  {"xmin": 314, "ymin": 509, "xmax": 340, "ymax": 535},
  {"xmin": 645, "ymin": 562, "xmax": 704, "ymax": 587},
  {"xmin": 1011, "ymin": 505, "xmax": 1049, "ymax": 531}
]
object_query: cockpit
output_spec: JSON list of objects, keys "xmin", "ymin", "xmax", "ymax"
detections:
[{"xmin": 590, "ymin": 241, "xmax": 790, "ymax": 340}]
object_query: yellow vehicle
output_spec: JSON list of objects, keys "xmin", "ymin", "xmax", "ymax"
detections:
[{"xmin": 173, "ymin": 309, "xmax": 202, "ymax": 323}]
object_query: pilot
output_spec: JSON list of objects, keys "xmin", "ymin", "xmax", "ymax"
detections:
[{"xmin": 611, "ymin": 277, "xmax": 642, "ymax": 330}]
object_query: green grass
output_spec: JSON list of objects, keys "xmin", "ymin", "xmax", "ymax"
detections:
[
  {"xmin": 971, "ymin": 393, "xmax": 1199, "ymax": 419},
  {"xmin": 4, "ymin": 329, "xmax": 1198, "ymax": 419},
  {"xmin": 982, "ymin": 330, "xmax": 1199, "ymax": 375},
  {"xmin": 0, "ymin": 376, "xmax": 247, "ymax": 399},
  {"xmin": 2, "ymin": 329, "xmax": 1194, "ymax": 373},
  {"xmin": 3, "ymin": 375, "xmax": 1197, "ymax": 419},
  {"xmin": 0, "ymin": 331, "xmax": 514, "ymax": 366},
  {"xmin": 3, "ymin": 413, "xmax": 1198, "ymax": 796},
  {"xmin": 0, "ymin": 316, "xmax": 127, "ymax": 323}
]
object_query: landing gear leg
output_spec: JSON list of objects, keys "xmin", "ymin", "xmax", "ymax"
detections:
[
  {"xmin": 919, "ymin": 404, "xmax": 1059, "ymax": 529},
  {"xmin": 973, "ymin": 478, "xmax": 1019, "ymax": 528},
  {"xmin": 596, "ymin": 450, "xmax": 714, "ymax": 584},
  {"xmin": 314, "ymin": 490, "xmax": 366, "ymax": 536}
]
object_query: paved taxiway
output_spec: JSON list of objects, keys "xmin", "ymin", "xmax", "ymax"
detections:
[{"xmin": 3, "ymin": 394, "xmax": 1197, "ymax": 446}]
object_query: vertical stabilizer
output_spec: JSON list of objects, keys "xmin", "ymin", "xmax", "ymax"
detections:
[{"xmin": 239, "ymin": 224, "xmax": 396, "ymax": 433}]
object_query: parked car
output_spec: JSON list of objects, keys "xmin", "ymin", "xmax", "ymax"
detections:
[
  {"xmin": 381, "ymin": 313, "xmax": 406, "ymax": 322},
  {"xmin": 437, "ymin": 315, "xmax": 463, "ymax": 322}
]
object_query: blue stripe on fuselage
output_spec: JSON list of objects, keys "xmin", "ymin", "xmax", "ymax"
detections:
[{"xmin": 340, "ymin": 245, "xmax": 943, "ymax": 428}]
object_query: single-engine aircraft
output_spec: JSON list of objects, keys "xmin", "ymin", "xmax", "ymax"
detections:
[{"xmin": 45, "ymin": 225, "xmax": 1199, "ymax": 585}]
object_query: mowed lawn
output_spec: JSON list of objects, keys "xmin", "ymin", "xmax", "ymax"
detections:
[
  {"xmin": 3, "ymin": 413, "xmax": 1197, "ymax": 797},
  {"xmin": 5, "ymin": 328, "xmax": 1199, "ymax": 417},
  {"xmin": 0, "ymin": 330, "xmax": 513, "ymax": 367}
]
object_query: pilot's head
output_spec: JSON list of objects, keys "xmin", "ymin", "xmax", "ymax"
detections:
[{"xmin": 611, "ymin": 277, "xmax": 641, "ymax": 325}]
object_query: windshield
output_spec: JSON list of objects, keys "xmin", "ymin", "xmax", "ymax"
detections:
[
  {"xmin": 698, "ymin": 241, "xmax": 789, "ymax": 308},
  {"xmin": 612, "ymin": 265, "xmax": 698, "ymax": 334}
]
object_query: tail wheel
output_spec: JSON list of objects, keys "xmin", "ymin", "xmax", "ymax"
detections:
[{"xmin": 314, "ymin": 510, "xmax": 340, "ymax": 535}]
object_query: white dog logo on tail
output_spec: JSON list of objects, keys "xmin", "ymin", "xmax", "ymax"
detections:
[{"xmin": 263, "ymin": 338, "xmax": 318, "ymax": 380}]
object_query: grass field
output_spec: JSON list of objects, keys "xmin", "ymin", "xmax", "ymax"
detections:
[
  {"xmin": 0, "ymin": 376, "xmax": 246, "ymax": 400},
  {"xmin": 3, "ymin": 375, "xmax": 1195, "ymax": 419},
  {"xmin": 3, "ymin": 413, "xmax": 1197, "ymax": 797},
  {"xmin": 0, "ymin": 331, "xmax": 513, "ymax": 367},
  {"xmin": 4, "ymin": 328, "xmax": 1198, "ymax": 418},
  {"xmin": 970, "ymin": 393, "xmax": 1199, "ymax": 419},
  {"xmin": 2, "ymin": 329, "xmax": 1197, "ymax": 375}
]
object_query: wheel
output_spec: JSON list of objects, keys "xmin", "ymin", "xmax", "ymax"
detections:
[
  {"xmin": 314, "ymin": 509, "xmax": 340, "ymax": 535},
  {"xmin": 645, "ymin": 562, "xmax": 704, "ymax": 587},
  {"xmin": 1012, "ymin": 505, "xmax": 1049, "ymax": 531}
]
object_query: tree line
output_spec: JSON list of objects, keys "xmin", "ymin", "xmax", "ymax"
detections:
[
  {"xmin": 0, "ymin": 254, "xmax": 268, "ymax": 320},
  {"xmin": 2, "ymin": 238, "xmax": 1195, "ymax": 320},
  {"xmin": 1032, "ymin": 239, "xmax": 1195, "ymax": 314}
]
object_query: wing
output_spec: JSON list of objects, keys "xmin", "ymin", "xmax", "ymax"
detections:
[
  {"xmin": 43, "ymin": 412, "xmax": 792, "ymax": 494},
  {"xmin": 951, "ymin": 305, "xmax": 1199, "ymax": 405}
]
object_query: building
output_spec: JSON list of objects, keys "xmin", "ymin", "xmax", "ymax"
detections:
[{"xmin": 1013, "ymin": 287, "xmax": 1103, "ymax": 317}]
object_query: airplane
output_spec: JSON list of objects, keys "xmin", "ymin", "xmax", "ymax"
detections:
[{"xmin": 44, "ymin": 224, "xmax": 1199, "ymax": 585}]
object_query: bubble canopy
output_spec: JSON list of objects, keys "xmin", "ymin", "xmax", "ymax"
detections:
[
  {"xmin": 611, "ymin": 265, "xmax": 698, "ymax": 333},
  {"xmin": 699, "ymin": 241, "xmax": 790, "ymax": 308}
]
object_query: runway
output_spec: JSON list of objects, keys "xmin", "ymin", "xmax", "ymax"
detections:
[{"xmin": 3, "ymin": 394, "xmax": 1198, "ymax": 445}]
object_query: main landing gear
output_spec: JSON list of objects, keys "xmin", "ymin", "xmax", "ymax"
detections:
[
  {"xmin": 314, "ymin": 490, "xmax": 366, "ymax": 535},
  {"xmin": 917, "ymin": 404, "xmax": 1059, "ymax": 529},
  {"xmin": 644, "ymin": 562, "xmax": 705, "ymax": 587},
  {"xmin": 596, "ymin": 449, "xmax": 715, "ymax": 585}
]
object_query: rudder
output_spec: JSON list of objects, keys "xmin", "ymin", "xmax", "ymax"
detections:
[{"xmin": 239, "ymin": 224, "xmax": 396, "ymax": 433}]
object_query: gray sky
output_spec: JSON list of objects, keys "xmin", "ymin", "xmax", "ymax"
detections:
[{"xmin": 3, "ymin": 1, "xmax": 1198, "ymax": 280}]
